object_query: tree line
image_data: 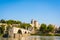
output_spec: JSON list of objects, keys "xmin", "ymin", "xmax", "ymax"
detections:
[
  {"xmin": 0, "ymin": 19, "xmax": 60, "ymax": 35},
  {"xmin": 0, "ymin": 19, "xmax": 21, "ymax": 24},
  {"xmin": 39, "ymin": 24, "xmax": 55, "ymax": 34}
]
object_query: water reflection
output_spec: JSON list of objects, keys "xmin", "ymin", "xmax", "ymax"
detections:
[
  {"xmin": 40, "ymin": 36, "xmax": 54, "ymax": 40},
  {"xmin": 1, "ymin": 36, "xmax": 60, "ymax": 40}
]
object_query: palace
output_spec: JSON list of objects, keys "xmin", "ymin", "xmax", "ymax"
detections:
[{"xmin": 30, "ymin": 19, "xmax": 40, "ymax": 29}]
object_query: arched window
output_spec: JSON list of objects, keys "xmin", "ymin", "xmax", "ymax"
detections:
[
  {"xmin": 25, "ymin": 31, "xmax": 27, "ymax": 34},
  {"xmin": 17, "ymin": 29, "xmax": 22, "ymax": 34}
]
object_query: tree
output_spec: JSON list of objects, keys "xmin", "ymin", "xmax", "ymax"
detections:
[
  {"xmin": 6, "ymin": 20, "xmax": 14, "ymax": 24},
  {"xmin": 0, "ymin": 27, "xmax": 2, "ymax": 34},
  {"xmin": 58, "ymin": 27, "xmax": 60, "ymax": 31},
  {"xmin": 16, "ymin": 21, "xmax": 21, "ymax": 24},
  {"xmin": 0, "ymin": 25, "xmax": 5, "ymax": 34},
  {"xmin": 0, "ymin": 19, "xmax": 6, "ymax": 23},
  {"xmin": 56, "ymin": 27, "xmax": 60, "ymax": 33},
  {"xmin": 6, "ymin": 20, "xmax": 21, "ymax": 24},
  {"xmin": 47, "ymin": 24, "xmax": 55, "ymax": 33},
  {"xmin": 6, "ymin": 25, "xmax": 11, "ymax": 31},
  {"xmin": 39, "ymin": 24, "xmax": 47, "ymax": 33},
  {"xmin": 21, "ymin": 23, "xmax": 31, "ymax": 29}
]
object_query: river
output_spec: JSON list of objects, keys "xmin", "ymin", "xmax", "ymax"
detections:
[{"xmin": 0, "ymin": 36, "xmax": 60, "ymax": 40}]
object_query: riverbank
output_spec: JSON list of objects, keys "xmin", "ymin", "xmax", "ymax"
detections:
[
  {"xmin": 0, "ymin": 35, "xmax": 60, "ymax": 40},
  {"xmin": 0, "ymin": 33, "xmax": 60, "ymax": 37},
  {"xmin": 31, "ymin": 33, "xmax": 60, "ymax": 36},
  {"xmin": 0, "ymin": 34, "xmax": 3, "ymax": 37}
]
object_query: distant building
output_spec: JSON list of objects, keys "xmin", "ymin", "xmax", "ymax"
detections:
[
  {"xmin": 31, "ymin": 19, "xmax": 40, "ymax": 29},
  {"xmin": 30, "ymin": 19, "xmax": 40, "ymax": 34}
]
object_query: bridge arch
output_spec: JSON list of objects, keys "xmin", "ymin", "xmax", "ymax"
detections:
[{"xmin": 17, "ymin": 29, "xmax": 22, "ymax": 34}]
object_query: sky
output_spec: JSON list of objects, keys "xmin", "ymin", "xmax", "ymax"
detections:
[{"xmin": 0, "ymin": 0, "xmax": 60, "ymax": 27}]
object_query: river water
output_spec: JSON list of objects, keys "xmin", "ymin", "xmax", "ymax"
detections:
[{"xmin": 0, "ymin": 36, "xmax": 60, "ymax": 40}]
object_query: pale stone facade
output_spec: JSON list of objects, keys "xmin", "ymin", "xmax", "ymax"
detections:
[
  {"xmin": 9, "ymin": 27, "xmax": 31, "ymax": 37},
  {"xmin": 31, "ymin": 19, "xmax": 40, "ymax": 29}
]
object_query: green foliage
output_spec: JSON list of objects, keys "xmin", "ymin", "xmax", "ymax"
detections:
[
  {"xmin": 54, "ymin": 34, "xmax": 60, "ymax": 36},
  {"xmin": 0, "ymin": 19, "xmax": 55, "ymax": 35},
  {"xmin": 0, "ymin": 19, "xmax": 6, "ymax": 23},
  {"xmin": 31, "ymin": 33, "xmax": 54, "ymax": 36},
  {"xmin": 40, "ymin": 23, "xmax": 47, "ymax": 33},
  {"xmin": 0, "ymin": 25, "xmax": 5, "ymax": 34},
  {"xmin": 58, "ymin": 27, "xmax": 60, "ymax": 32},
  {"xmin": 6, "ymin": 25, "xmax": 11, "ymax": 31},
  {"xmin": 47, "ymin": 24, "xmax": 55, "ymax": 33},
  {"xmin": 39, "ymin": 24, "xmax": 55, "ymax": 34},
  {"xmin": 1, "ymin": 25, "xmax": 5, "ymax": 31},
  {"xmin": 21, "ymin": 23, "xmax": 31, "ymax": 29},
  {"xmin": 0, "ymin": 19, "xmax": 21, "ymax": 24},
  {"xmin": 0, "ymin": 27, "xmax": 2, "ymax": 34},
  {"xmin": 6, "ymin": 20, "xmax": 21, "ymax": 24},
  {"xmin": 0, "ymin": 34, "xmax": 3, "ymax": 36}
]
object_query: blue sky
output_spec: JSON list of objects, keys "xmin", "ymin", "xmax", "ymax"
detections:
[{"xmin": 0, "ymin": 0, "xmax": 60, "ymax": 26}]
